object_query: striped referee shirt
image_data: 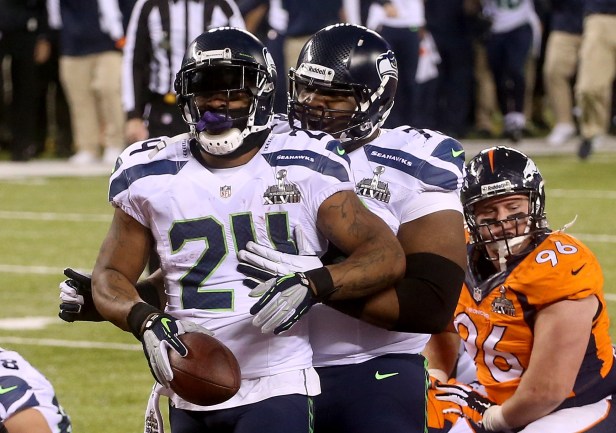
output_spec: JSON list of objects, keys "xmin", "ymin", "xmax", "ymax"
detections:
[{"xmin": 122, "ymin": 0, "xmax": 245, "ymax": 119}]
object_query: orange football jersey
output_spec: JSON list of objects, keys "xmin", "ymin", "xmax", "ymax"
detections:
[{"xmin": 455, "ymin": 231, "xmax": 613, "ymax": 405}]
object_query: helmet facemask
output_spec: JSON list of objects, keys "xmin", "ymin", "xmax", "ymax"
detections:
[
  {"xmin": 462, "ymin": 146, "xmax": 549, "ymax": 270},
  {"xmin": 289, "ymin": 72, "xmax": 372, "ymax": 140},
  {"xmin": 176, "ymin": 48, "xmax": 276, "ymax": 156},
  {"xmin": 286, "ymin": 24, "xmax": 398, "ymax": 148},
  {"xmin": 465, "ymin": 191, "xmax": 548, "ymax": 271}
]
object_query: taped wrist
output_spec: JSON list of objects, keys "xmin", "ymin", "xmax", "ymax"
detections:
[
  {"xmin": 482, "ymin": 405, "xmax": 511, "ymax": 431},
  {"xmin": 135, "ymin": 280, "xmax": 162, "ymax": 310},
  {"xmin": 127, "ymin": 302, "xmax": 161, "ymax": 339},
  {"xmin": 305, "ymin": 267, "xmax": 337, "ymax": 301},
  {"xmin": 394, "ymin": 253, "xmax": 464, "ymax": 333}
]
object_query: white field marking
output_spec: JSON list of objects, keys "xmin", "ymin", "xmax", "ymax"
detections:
[
  {"xmin": 0, "ymin": 210, "xmax": 111, "ymax": 222},
  {"xmin": 607, "ymin": 294, "xmax": 616, "ymax": 302},
  {"xmin": 0, "ymin": 317, "xmax": 58, "ymax": 330},
  {"xmin": 550, "ymin": 190, "xmax": 616, "ymax": 200},
  {"xmin": 569, "ymin": 234, "xmax": 616, "ymax": 244},
  {"xmin": 0, "ymin": 264, "xmax": 67, "ymax": 275},
  {"xmin": 0, "ymin": 335, "xmax": 140, "ymax": 351}
]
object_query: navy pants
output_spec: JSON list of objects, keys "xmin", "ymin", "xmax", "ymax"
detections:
[
  {"xmin": 169, "ymin": 394, "xmax": 314, "ymax": 433},
  {"xmin": 315, "ymin": 353, "xmax": 427, "ymax": 433}
]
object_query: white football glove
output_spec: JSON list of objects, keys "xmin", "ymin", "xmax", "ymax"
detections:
[{"xmin": 237, "ymin": 226, "xmax": 323, "ymax": 288}]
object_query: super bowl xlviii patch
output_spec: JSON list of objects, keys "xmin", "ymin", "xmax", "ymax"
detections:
[
  {"xmin": 356, "ymin": 166, "xmax": 391, "ymax": 203},
  {"xmin": 491, "ymin": 286, "xmax": 516, "ymax": 316},
  {"xmin": 263, "ymin": 169, "xmax": 301, "ymax": 204},
  {"xmin": 220, "ymin": 185, "xmax": 232, "ymax": 198}
]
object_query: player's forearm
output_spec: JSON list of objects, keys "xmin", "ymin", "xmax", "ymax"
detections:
[
  {"xmin": 92, "ymin": 268, "xmax": 145, "ymax": 331},
  {"xmin": 500, "ymin": 388, "xmax": 566, "ymax": 429},
  {"xmin": 325, "ymin": 238, "xmax": 405, "ymax": 300},
  {"xmin": 423, "ymin": 331, "xmax": 461, "ymax": 380}
]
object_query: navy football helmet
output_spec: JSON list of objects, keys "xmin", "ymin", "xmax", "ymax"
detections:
[
  {"xmin": 462, "ymin": 146, "xmax": 548, "ymax": 259},
  {"xmin": 174, "ymin": 27, "xmax": 277, "ymax": 155},
  {"xmin": 288, "ymin": 23, "xmax": 398, "ymax": 146}
]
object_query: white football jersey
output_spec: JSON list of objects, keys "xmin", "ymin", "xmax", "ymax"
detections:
[
  {"xmin": 310, "ymin": 126, "xmax": 465, "ymax": 366},
  {"xmin": 483, "ymin": 0, "xmax": 537, "ymax": 33},
  {"xmin": 109, "ymin": 130, "xmax": 353, "ymax": 408},
  {"xmin": 0, "ymin": 347, "xmax": 71, "ymax": 432}
]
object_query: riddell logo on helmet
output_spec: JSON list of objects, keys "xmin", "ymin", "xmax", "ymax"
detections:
[
  {"xmin": 297, "ymin": 63, "xmax": 334, "ymax": 83},
  {"xmin": 481, "ymin": 180, "xmax": 513, "ymax": 195}
]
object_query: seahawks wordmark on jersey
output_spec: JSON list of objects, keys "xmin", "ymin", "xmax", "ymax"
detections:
[{"xmin": 309, "ymin": 126, "xmax": 466, "ymax": 366}]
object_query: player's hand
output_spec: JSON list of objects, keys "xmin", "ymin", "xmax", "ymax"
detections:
[
  {"xmin": 59, "ymin": 267, "xmax": 104, "ymax": 322},
  {"xmin": 141, "ymin": 313, "xmax": 212, "ymax": 387},
  {"xmin": 249, "ymin": 272, "xmax": 319, "ymax": 335},
  {"xmin": 434, "ymin": 379, "xmax": 495, "ymax": 424},
  {"xmin": 237, "ymin": 227, "xmax": 322, "ymax": 289}
]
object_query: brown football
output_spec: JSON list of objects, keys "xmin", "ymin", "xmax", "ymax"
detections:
[{"xmin": 168, "ymin": 332, "xmax": 241, "ymax": 406}]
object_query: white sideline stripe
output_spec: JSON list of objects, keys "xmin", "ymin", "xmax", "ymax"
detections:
[
  {"xmin": 0, "ymin": 210, "xmax": 111, "ymax": 222},
  {"xmin": 0, "ymin": 336, "xmax": 140, "ymax": 351},
  {"xmin": 606, "ymin": 294, "xmax": 616, "ymax": 302},
  {"xmin": 550, "ymin": 189, "xmax": 616, "ymax": 200},
  {"xmin": 0, "ymin": 264, "xmax": 66, "ymax": 275}
]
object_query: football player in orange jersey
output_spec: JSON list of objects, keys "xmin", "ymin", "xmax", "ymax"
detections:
[{"xmin": 425, "ymin": 146, "xmax": 616, "ymax": 432}]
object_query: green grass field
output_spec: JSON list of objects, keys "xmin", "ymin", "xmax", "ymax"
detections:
[{"xmin": 1, "ymin": 150, "xmax": 615, "ymax": 432}]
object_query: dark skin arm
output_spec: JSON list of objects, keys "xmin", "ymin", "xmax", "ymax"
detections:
[
  {"xmin": 328, "ymin": 209, "xmax": 467, "ymax": 328},
  {"xmin": 315, "ymin": 190, "xmax": 406, "ymax": 299},
  {"xmin": 92, "ymin": 208, "xmax": 152, "ymax": 330}
]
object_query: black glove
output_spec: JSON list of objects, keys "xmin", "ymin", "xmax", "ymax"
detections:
[{"xmin": 58, "ymin": 268, "xmax": 104, "ymax": 322}]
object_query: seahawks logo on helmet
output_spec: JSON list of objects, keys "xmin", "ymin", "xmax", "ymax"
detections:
[{"xmin": 376, "ymin": 50, "xmax": 398, "ymax": 80}]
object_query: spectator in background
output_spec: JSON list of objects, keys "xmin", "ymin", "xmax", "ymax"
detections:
[
  {"xmin": 280, "ymin": 0, "xmax": 343, "ymax": 74},
  {"xmin": 543, "ymin": 0, "xmax": 583, "ymax": 146},
  {"xmin": 343, "ymin": 0, "xmax": 374, "ymax": 26},
  {"xmin": 482, "ymin": 0, "xmax": 542, "ymax": 143},
  {"xmin": 0, "ymin": 346, "xmax": 72, "ymax": 433},
  {"xmin": 424, "ymin": 0, "xmax": 474, "ymax": 138},
  {"xmin": 122, "ymin": 0, "xmax": 245, "ymax": 145},
  {"xmin": 0, "ymin": 0, "xmax": 50, "ymax": 161},
  {"xmin": 366, "ymin": 0, "xmax": 425, "ymax": 128},
  {"xmin": 238, "ymin": 0, "xmax": 289, "ymax": 113},
  {"xmin": 48, "ymin": 0, "xmax": 129, "ymax": 166},
  {"xmin": 34, "ymin": 26, "xmax": 73, "ymax": 158},
  {"xmin": 576, "ymin": 0, "xmax": 616, "ymax": 160}
]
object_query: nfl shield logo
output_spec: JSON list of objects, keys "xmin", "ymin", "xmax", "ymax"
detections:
[{"xmin": 220, "ymin": 185, "xmax": 232, "ymax": 198}]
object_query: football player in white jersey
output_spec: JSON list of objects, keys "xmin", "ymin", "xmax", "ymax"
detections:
[
  {"xmin": 237, "ymin": 24, "xmax": 467, "ymax": 433},
  {"xmin": 0, "ymin": 347, "xmax": 71, "ymax": 433},
  {"xmin": 90, "ymin": 27, "xmax": 405, "ymax": 433}
]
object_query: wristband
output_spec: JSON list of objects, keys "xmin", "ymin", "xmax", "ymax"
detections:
[
  {"xmin": 127, "ymin": 302, "xmax": 161, "ymax": 339},
  {"xmin": 482, "ymin": 405, "xmax": 511, "ymax": 431},
  {"xmin": 135, "ymin": 280, "xmax": 162, "ymax": 310},
  {"xmin": 428, "ymin": 368, "xmax": 449, "ymax": 383},
  {"xmin": 305, "ymin": 267, "xmax": 337, "ymax": 301}
]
